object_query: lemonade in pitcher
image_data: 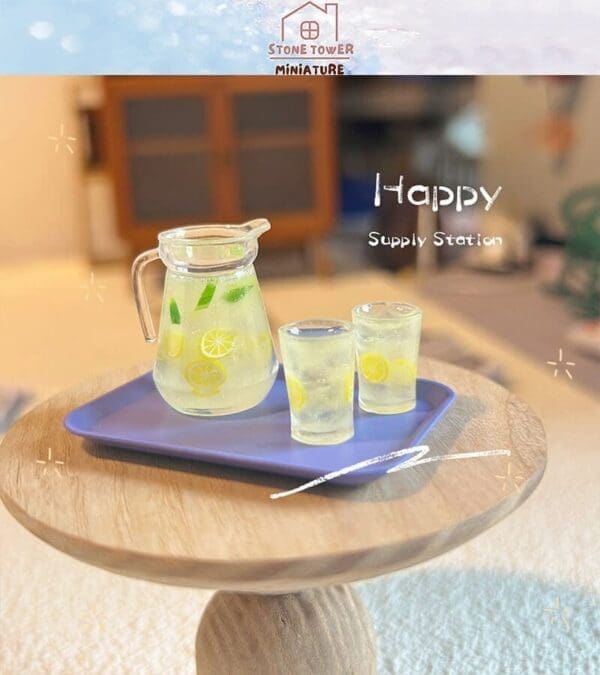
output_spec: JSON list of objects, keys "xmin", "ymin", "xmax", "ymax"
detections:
[{"xmin": 132, "ymin": 221, "xmax": 277, "ymax": 416}]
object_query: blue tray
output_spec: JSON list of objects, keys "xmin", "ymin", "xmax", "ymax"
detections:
[{"xmin": 64, "ymin": 368, "xmax": 455, "ymax": 486}]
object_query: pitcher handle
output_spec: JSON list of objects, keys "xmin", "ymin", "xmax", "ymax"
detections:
[{"xmin": 131, "ymin": 248, "xmax": 160, "ymax": 342}]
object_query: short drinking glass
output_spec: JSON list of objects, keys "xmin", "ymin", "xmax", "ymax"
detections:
[
  {"xmin": 278, "ymin": 319, "xmax": 355, "ymax": 445},
  {"xmin": 352, "ymin": 302, "xmax": 422, "ymax": 414}
]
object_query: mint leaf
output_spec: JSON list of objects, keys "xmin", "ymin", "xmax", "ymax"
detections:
[
  {"xmin": 223, "ymin": 285, "xmax": 253, "ymax": 303},
  {"xmin": 169, "ymin": 298, "xmax": 181, "ymax": 324},
  {"xmin": 195, "ymin": 282, "xmax": 216, "ymax": 310}
]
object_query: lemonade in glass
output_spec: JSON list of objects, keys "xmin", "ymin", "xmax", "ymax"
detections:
[
  {"xmin": 279, "ymin": 319, "xmax": 355, "ymax": 445},
  {"xmin": 352, "ymin": 302, "xmax": 422, "ymax": 414}
]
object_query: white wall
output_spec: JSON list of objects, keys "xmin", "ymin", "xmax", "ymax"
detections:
[{"xmin": 0, "ymin": 76, "xmax": 89, "ymax": 264}]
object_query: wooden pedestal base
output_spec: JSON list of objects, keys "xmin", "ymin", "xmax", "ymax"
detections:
[{"xmin": 196, "ymin": 586, "xmax": 377, "ymax": 674}]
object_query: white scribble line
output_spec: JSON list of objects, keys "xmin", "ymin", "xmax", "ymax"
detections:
[
  {"xmin": 270, "ymin": 446, "xmax": 511, "ymax": 500},
  {"xmin": 388, "ymin": 448, "xmax": 511, "ymax": 473},
  {"xmin": 270, "ymin": 446, "xmax": 429, "ymax": 500}
]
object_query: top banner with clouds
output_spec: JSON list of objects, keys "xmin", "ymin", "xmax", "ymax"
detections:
[{"xmin": 0, "ymin": 0, "xmax": 599, "ymax": 74}]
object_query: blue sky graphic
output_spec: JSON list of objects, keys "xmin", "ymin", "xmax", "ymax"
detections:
[{"xmin": 0, "ymin": 1, "xmax": 272, "ymax": 73}]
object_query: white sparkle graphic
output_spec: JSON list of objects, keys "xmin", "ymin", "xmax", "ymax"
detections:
[
  {"xmin": 271, "ymin": 446, "xmax": 511, "ymax": 500},
  {"xmin": 36, "ymin": 447, "xmax": 65, "ymax": 477},
  {"xmin": 494, "ymin": 461, "xmax": 524, "ymax": 493},
  {"xmin": 546, "ymin": 348, "xmax": 575, "ymax": 379},
  {"xmin": 82, "ymin": 605, "xmax": 107, "ymax": 634},
  {"xmin": 81, "ymin": 272, "xmax": 107, "ymax": 303},
  {"xmin": 544, "ymin": 596, "xmax": 571, "ymax": 630},
  {"xmin": 48, "ymin": 123, "xmax": 77, "ymax": 154}
]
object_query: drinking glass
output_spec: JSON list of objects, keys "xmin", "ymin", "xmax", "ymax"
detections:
[
  {"xmin": 278, "ymin": 319, "xmax": 355, "ymax": 445},
  {"xmin": 352, "ymin": 302, "xmax": 422, "ymax": 414}
]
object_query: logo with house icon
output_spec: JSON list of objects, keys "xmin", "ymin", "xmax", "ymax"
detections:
[
  {"xmin": 268, "ymin": 1, "xmax": 353, "ymax": 74},
  {"xmin": 281, "ymin": 2, "xmax": 339, "ymax": 42}
]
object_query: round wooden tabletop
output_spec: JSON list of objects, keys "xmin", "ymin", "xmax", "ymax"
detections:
[{"xmin": 0, "ymin": 358, "xmax": 546, "ymax": 593}]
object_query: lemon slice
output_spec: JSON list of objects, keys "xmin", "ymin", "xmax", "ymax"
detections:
[
  {"xmin": 200, "ymin": 329, "xmax": 236, "ymax": 359},
  {"xmin": 184, "ymin": 359, "xmax": 227, "ymax": 391},
  {"xmin": 343, "ymin": 370, "xmax": 354, "ymax": 403},
  {"xmin": 159, "ymin": 326, "xmax": 184, "ymax": 359},
  {"xmin": 391, "ymin": 358, "xmax": 417, "ymax": 386},
  {"xmin": 359, "ymin": 352, "xmax": 390, "ymax": 383},
  {"xmin": 286, "ymin": 375, "xmax": 307, "ymax": 413},
  {"xmin": 166, "ymin": 327, "xmax": 184, "ymax": 358}
]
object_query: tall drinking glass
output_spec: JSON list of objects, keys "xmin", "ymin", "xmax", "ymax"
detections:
[
  {"xmin": 352, "ymin": 302, "xmax": 422, "ymax": 414},
  {"xmin": 278, "ymin": 319, "xmax": 355, "ymax": 445}
]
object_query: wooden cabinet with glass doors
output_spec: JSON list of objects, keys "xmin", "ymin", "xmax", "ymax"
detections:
[{"xmin": 103, "ymin": 77, "xmax": 336, "ymax": 255}]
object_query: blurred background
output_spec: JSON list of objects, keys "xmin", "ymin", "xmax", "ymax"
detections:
[{"xmin": 1, "ymin": 75, "xmax": 599, "ymax": 424}]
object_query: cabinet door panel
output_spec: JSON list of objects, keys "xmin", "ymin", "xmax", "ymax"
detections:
[
  {"xmin": 238, "ymin": 146, "xmax": 313, "ymax": 214},
  {"xmin": 124, "ymin": 96, "xmax": 207, "ymax": 139},
  {"xmin": 129, "ymin": 153, "xmax": 212, "ymax": 222},
  {"xmin": 223, "ymin": 78, "xmax": 334, "ymax": 241},
  {"xmin": 105, "ymin": 77, "xmax": 223, "ymax": 248},
  {"xmin": 233, "ymin": 92, "xmax": 310, "ymax": 136}
]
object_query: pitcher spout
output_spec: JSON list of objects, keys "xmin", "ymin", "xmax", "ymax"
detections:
[
  {"xmin": 242, "ymin": 218, "xmax": 271, "ymax": 238},
  {"xmin": 156, "ymin": 220, "xmax": 272, "ymax": 274}
]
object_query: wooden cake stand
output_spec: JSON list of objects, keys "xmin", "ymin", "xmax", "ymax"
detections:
[{"xmin": 0, "ymin": 359, "xmax": 546, "ymax": 673}]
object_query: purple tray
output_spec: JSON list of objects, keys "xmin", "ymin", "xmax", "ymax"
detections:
[{"xmin": 64, "ymin": 368, "xmax": 455, "ymax": 486}]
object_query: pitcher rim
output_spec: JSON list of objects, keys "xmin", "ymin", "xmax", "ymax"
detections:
[{"xmin": 158, "ymin": 219, "xmax": 271, "ymax": 246}]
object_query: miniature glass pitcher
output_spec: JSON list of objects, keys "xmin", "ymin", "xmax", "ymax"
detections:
[{"xmin": 132, "ymin": 220, "xmax": 277, "ymax": 416}]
